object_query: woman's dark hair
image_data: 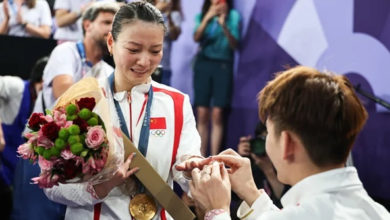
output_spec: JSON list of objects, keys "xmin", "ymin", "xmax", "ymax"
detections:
[
  {"xmin": 29, "ymin": 56, "xmax": 48, "ymax": 84},
  {"xmin": 201, "ymin": 0, "xmax": 233, "ymax": 19},
  {"xmin": 112, "ymin": 1, "xmax": 166, "ymax": 41}
]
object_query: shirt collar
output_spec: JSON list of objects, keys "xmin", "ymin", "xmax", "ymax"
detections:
[{"xmin": 281, "ymin": 167, "xmax": 362, "ymax": 206}]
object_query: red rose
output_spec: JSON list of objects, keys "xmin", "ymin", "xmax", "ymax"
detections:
[
  {"xmin": 41, "ymin": 122, "xmax": 60, "ymax": 140},
  {"xmin": 63, "ymin": 160, "xmax": 82, "ymax": 179},
  {"xmin": 28, "ymin": 113, "xmax": 47, "ymax": 131},
  {"xmin": 76, "ymin": 98, "xmax": 96, "ymax": 111},
  {"xmin": 73, "ymin": 118, "xmax": 88, "ymax": 133}
]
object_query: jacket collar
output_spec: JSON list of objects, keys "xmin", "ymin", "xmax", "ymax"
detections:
[
  {"xmin": 112, "ymin": 77, "xmax": 152, "ymax": 102},
  {"xmin": 281, "ymin": 167, "xmax": 362, "ymax": 206}
]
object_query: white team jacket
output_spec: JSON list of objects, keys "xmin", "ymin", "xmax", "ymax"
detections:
[{"xmin": 44, "ymin": 77, "xmax": 201, "ymax": 220}]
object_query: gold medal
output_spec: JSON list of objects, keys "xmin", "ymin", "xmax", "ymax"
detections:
[{"xmin": 129, "ymin": 193, "xmax": 157, "ymax": 220}]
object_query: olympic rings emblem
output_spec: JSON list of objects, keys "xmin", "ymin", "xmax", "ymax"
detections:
[{"xmin": 150, "ymin": 130, "xmax": 166, "ymax": 137}]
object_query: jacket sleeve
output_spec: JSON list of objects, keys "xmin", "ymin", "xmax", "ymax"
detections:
[
  {"xmin": 171, "ymin": 94, "xmax": 201, "ymax": 193},
  {"xmin": 44, "ymin": 182, "xmax": 105, "ymax": 207},
  {"xmin": 237, "ymin": 190, "xmax": 280, "ymax": 220}
]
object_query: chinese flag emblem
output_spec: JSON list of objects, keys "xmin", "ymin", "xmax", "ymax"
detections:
[{"xmin": 150, "ymin": 117, "xmax": 166, "ymax": 129}]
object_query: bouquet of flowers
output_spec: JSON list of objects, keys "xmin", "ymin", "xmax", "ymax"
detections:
[{"xmin": 18, "ymin": 97, "xmax": 110, "ymax": 188}]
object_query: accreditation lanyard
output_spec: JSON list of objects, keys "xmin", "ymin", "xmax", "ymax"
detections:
[
  {"xmin": 8, "ymin": 0, "xmax": 18, "ymax": 14},
  {"xmin": 76, "ymin": 41, "xmax": 93, "ymax": 77},
  {"xmin": 108, "ymin": 73, "xmax": 153, "ymax": 156}
]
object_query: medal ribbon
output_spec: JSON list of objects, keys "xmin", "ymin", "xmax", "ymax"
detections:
[{"xmin": 108, "ymin": 73, "xmax": 153, "ymax": 157}]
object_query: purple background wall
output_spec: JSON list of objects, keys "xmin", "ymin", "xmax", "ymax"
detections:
[{"xmin": 171, "ymin": 0, "xmax": 390, "ymax": 201}]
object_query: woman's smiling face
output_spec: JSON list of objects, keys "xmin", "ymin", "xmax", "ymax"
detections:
[{"xmin": 108, "ymin": 20, "xmax": 164, "ymax": 90}]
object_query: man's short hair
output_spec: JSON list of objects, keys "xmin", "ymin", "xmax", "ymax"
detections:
[
  {"xmin": 258, "ymin": 66, "xmax": 368, "ymax": 167},
  {"xmin": 82, "ymin": 1, "xmax": 120, "ymax": 35}
]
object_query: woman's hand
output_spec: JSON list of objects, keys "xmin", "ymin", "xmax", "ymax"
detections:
[
  {"xmin": 204, "ymin": 4, "xmax": 220, "ymax": 22},
  {"xmin": 190, "ymin": 161, "xmax": 231, "ymax": 213},
  {"xmin": 2, "ymin": 0, "xmax": 10, "ymax": 20},
  {"xmin": 15, "ymin": 1, "xmax": 25, "ymax": 25},
  {"xmin": 216, "ymin": 3, "xmax": 227, "ymax": 26},
  {"xmin": 175, "ymin": 156, "xmax": 212, "ymax": 178},
  {"xmin": 93, "ymin": 153, "xmax": 139, "ymax": 199}
]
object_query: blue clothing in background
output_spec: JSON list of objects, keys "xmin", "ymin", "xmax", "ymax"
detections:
[
  {"xmin": 0, "ymin": 81, "xmax": 31, "ymax": 186},
  {"xmin": 1, "ymin": 81, "xmax": 66, "ymax": 220},
  {"xmin": 11, "ymin": 159, "xmax": 66, "ymax": 220}
]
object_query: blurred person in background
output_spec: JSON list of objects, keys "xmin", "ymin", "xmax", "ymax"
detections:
[
  {"xmin": 0, "ymin": 0, "xmax": 51, "ymax": 38},
  {"xmin": 0, "ymin": 56, "xmax": 47, "ymax": 220},
  {"xmin": 236, "ymin": 121, "xmax": 286, "ymax": 208},
  {"xmin": 53, "ymin": 0, "xmax": 116, "ymax": 43},
  {"xmin": 193, "ymin": 0, "xmax": 240, "ymax": 156},
  {"xmin": 152, "ymin": 0, "xmax": 182, "ymax": 85},
  {"xmin": 11, "ymin": 2, "xmax": 119, "ymax": 220}
]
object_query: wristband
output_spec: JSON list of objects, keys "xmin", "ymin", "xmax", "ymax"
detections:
[
  {"xmin": 205, "ymin": 209, "xmax": 227, "ymax": 220},
  {"xmin": 22, "ymin": 22, "xmax": 28, "ymax": 29}
]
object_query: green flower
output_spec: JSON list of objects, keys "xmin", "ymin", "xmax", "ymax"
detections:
[
  {"xmin": 70, "ymin": 143, "xmax": 84, "ymax": 155},
  {"xmin": 66, "ymin": 104, "xmax": 77, "ymax": 115},
  {"xmin": 68, "ymin": 124, "xmax": 80, "ymax": 135},
  {"xmin": 68, "ymin": 135, "xmax": 80, "ymax": 145},
  {"xmin": 43, "ymin": 149, "xmax": 51, "ymax": 160},
  {"xmin": 50, "ymin": 147, "xmax": 61, "ymax": 157},
  {"xmin": 55, "ymin": 138, "xmax": 66, "ymax": 150},
  {"xmin": 58, "ymin": 128, "xmax": 69, "ymax": 140},
  {"xmin": 78, "ymin": 108, "xmax": 92, "ymax": 120},
  {"xmin": 87, "ymin": 117, "xmax": 98, "ymax": 126}
]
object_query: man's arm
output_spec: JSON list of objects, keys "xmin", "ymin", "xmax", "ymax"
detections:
[
  {"xmin": 0, "ymin": 118, "xmax": 5, "ymax": 152},
  {"xmin": 55, "ymin": 2, "xmax": 92, "ymax": 27},
  {"xmin": 52, "ymin": 75, "xmax": 74, "ymax": 99}
]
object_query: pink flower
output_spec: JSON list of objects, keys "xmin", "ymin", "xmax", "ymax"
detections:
[
  {"xmin": 95, "ymin": 158, "xmax": 106, "ymax": 172},
  {"xmin": 38, "ymin": 156, "xmax": 54, "ymax": 171},
  {"xmin": 17, "ymin": 143, "xmax": 36, "ymax": 160},
  {"xmin": 31, "ymin": 171, "xmax": 60, "ymax": 188},
  {"xmin": 61, "ymin": 149, "xmax": 76, "ymax": 160},
  {"xmin": 85, "ymin": 126, "xmax": 105, "ymax": 149},
  {"xmin": 37, "ymin": 130, "xmax": 54, "ymax": 149},
  {"xmin": 42, "ymin": 114, "xmax": 53, "ymax": 123},
  {"xmin": 25, "ymin": 132, "xmax": 38, "ymax": 145},
  {"xmin": 82, "ymin": 157, "xmax": 96, "ymax": 174},
  {"xmin": 53, "ymin": 110, "xmax": 67, "ymax": 127}
]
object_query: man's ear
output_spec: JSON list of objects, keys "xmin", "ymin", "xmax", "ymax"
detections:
[
  {"xmin": 83, "ymin": 20, "xmax": 91, "ymax": 34},
  {"xmin": 107, "ymin": 32, "xmax": 114, "ymax": 55},
  {"xmin": 280, "ymin": 131, "xmax": 297, "ymax": 162}
]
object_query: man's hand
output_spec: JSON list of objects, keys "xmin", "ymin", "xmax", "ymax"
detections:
[
  {"xmin": 190, "ymin": 161, "xmax": 231, "ymax": 212},
  {"xmin": 212, "ymin": 149, "xmax": 261, "ymax": 206}
]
